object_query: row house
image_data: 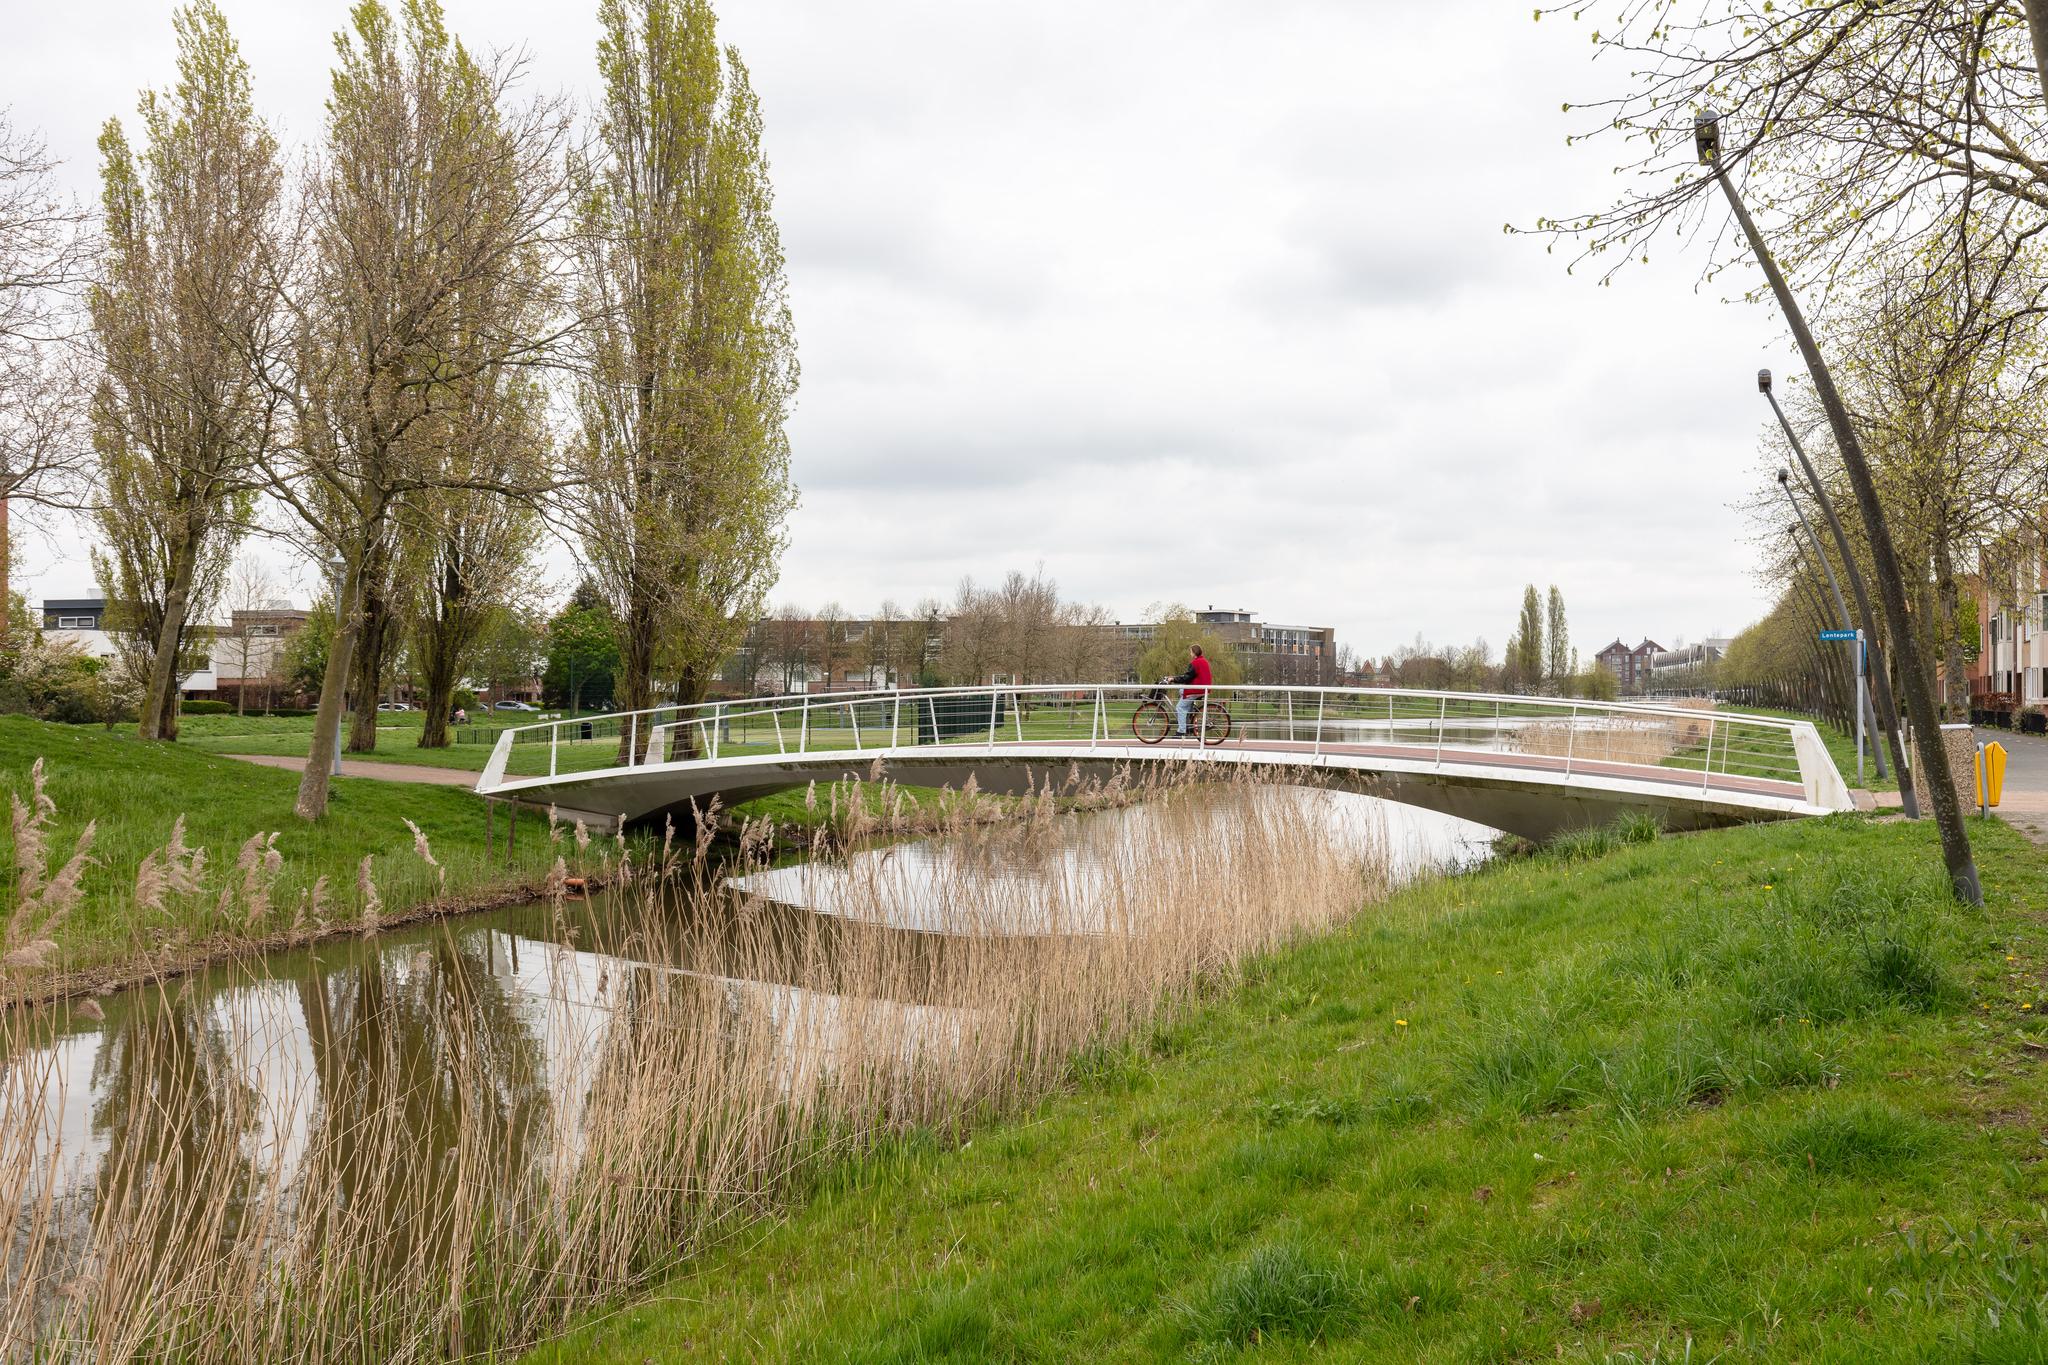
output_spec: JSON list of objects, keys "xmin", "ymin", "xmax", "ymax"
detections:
[
  {"xmin": 39, "ymin": 598, "xmax": 315, "ymax": 706},
  {"xmin": 1975, "ymin": 533, "xmax": 2048, "ymax": 714},
  {"xmin": 1594, "ymin": 637, "xmax": 1665, "ymax": 693}
]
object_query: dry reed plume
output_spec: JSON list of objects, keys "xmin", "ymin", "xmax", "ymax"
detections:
[{"xmin": 2, "ymin": 767, "xmax": 1389, "ymax": 1362}]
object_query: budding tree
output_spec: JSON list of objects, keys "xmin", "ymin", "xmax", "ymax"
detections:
[
  {"xmin": 271, "ymin": 0, "xmax": 568, "ymax": 819},
  {"xmin": 564, "ymin": 0, "xmax": 798, "ymax": 756},
  {"xmin": 90, "ymin": 0, "xmax": 282, "ymax": 741}
]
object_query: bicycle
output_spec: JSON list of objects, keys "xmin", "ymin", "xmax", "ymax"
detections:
[{"xmin": 1130, "ymin": 687, "xmax": 1231, "ymax": 746}]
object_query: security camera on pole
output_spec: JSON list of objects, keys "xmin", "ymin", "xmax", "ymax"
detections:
[{"xmin": 1696, "ymin": 110, "xmax": 1977, "ymax": 904}]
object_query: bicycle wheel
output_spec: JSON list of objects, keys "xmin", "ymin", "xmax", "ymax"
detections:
[
  {"xmin": 1131, "ymin": 700, "xmax": 1172, "ymax": 744},
  {"xmin": 1200, "ymin": 702, "xmax": 1232, "ymax": 746}
]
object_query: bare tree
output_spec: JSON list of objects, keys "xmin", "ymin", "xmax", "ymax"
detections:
[
  {"xmin": 939, "ymin": 577, "xmax": 1003, "ymax": 685},
  {"xmin": 0, "ymin": 114, "xmax": 91, "ymax": 631},
  {"xmin": 766, "ymin": 602, "xmax": 814, "ymax": 694},
  {"xmin": 219, "ymin": 554, "xmax": 277, "ymax": 716},
  {"xmin": 269, "ymin": 0, "xmax": 569, "ymax": 819},
  {"xmin": 401, "ymin": 370, "xmax": 547, "ymax": 747}
]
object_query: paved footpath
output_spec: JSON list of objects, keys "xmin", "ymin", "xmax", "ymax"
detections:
[
  {"xmin": 222, "ymin": 753, "xmax": 479, "ymax": 788},
  {"xmin": 1976, "ymin": 728, "xmax": 2048, "ymax": 845}
]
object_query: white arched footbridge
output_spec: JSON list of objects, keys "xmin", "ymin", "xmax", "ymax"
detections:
[{"xmin": 474, "ymin": 685, "xmax": 1853, "ymax": 842}]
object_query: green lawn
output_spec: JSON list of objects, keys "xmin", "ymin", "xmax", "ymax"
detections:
[
  {"xmin": 1740, "ymin": 705, "xmax": 1900, "ymax": 792},
  {"xmin": 527, "ymin": 813, "xmax": 2048, "ymax": 1362},
  {"xmin": 0, "ymin": 716, "xmax": 562, "ymax": 989}
]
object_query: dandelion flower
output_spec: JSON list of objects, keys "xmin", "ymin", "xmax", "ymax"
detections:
[{"xmin": 1396, "ymin": 1019, "xmax": 1408, "ymax": 1027}]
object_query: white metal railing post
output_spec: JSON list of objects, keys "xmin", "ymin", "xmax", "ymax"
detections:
[
  {"xmin": 892, "ymin": 693, "xmax": 901, "ymax": 749},
  {"xmin": 1092, "ymin": 688, "xmax": 1103, "ymax": 747},
  {"xmin": 550, "ymin": 722, "xmax": 558, "ymax": 777},
  {"xmin": 987, "ymin": 688, "xmax": 999, "ymax": 750},
  {"xmin": 1015, "ymin": 693, "xmax": 1025, "ymax": 743},
  {"xmin": 849, "ymin": 700, "xmax": 862, "ymax": 750},
  {"xmin": 1493, "ymin": 699, "xmax": 1501, "ymax": 758},
  {"xmin": 1564, "ymin": 705, "xmax": 1578, "ymax": 777},
  {"xmin": 1703, "ymin": 715, "xmax": 1717, "ymax": 791},
  {"xmin": 1315, "ymin": 691, "xmax": 1326, "ymax": 758},
  {"xmin": 628, "ymin": 712, "xmax": 637, "ymax": 767},
  {"xmin": 712, "ymin": 702, "xmax": 723, "ymax": 759},
  {"xmin": 1286, "ymin": 690, "xmax": 1295, "ymax": 743},
  {"xmin": 1433, "ymin": 695, "xmax": 1448, "ymax": 767},
  {"xmin": 1199, "ymin": 690, "xmax": 1209, "ymax": 752},
  {"xmin": 800, "ymin": 696, "xmax": 810, "ymax": 753},
  {"xmin": 771, "ymin": 708, "xmax": 786, "ymax": 755}
]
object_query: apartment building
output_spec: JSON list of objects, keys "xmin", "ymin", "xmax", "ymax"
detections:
[{"xmin": 1594, "ymin": 637, "xmax": 1665, "ymax": 693}]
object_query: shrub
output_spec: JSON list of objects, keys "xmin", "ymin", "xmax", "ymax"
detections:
[{"xmin": 180, "ymin": 700, "xmax": 232, "ymax": 715}]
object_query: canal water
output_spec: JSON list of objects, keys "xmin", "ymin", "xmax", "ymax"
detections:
[{"xmin": 3, "ymin": 788, "xmax": 1493, "ymax": 1335}]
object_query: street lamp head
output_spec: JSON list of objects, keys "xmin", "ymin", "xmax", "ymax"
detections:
[
  {"xmin": 1693, "ymin": 110, "xmax": 1722, "ymax": 165},
  {"xmin": 1776, "ymin": 469, "xmax": 1790, "ymax": 485},
  {"xmin": 1757, "ymin": 368, "xmax": 1772, "ymax": 394}
]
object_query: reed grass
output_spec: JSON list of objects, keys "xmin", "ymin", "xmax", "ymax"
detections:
[
  {"xmin": 2, "ymin": 766, "xmax": 1388, "ymax": 1362},
  {"xmin": 1512, "ymin": 697, "xmax": 1717, "ymax": 769}
]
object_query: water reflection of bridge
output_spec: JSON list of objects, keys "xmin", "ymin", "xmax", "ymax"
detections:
[{"xmin": 476, "ymin": 686, "xmax": 1853, "ymax": 842}]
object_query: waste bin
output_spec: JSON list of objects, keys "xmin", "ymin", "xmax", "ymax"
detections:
[{"xmin": 916, "ymin": 692, "xmax": 1005, "ymax": 744}]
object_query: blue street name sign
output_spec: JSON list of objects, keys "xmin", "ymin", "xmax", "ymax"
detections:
[{"xmin": 1818, "ymin": 629, "xmax": 1858, "ymax": 641}]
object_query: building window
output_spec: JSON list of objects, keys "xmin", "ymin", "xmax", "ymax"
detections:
[
  {"xmin": 55, "ymin": 616, "xmax": 95, "ymax": 629},
  {"xmin": 246, "ymin": 624, "xmax": 280, "ymax": 637}
]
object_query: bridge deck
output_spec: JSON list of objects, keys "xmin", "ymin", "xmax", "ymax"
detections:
[
  {"xmin": 952, "ymin": 735, "xmax": 1807, "ymax": 802},
  {"xmin": 475, "ymin": 686, "xmax": 1849, "ymax": 842}
]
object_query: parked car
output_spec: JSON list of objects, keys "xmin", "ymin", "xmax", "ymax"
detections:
[
  {"xmin": 493, "ymin": 700, "xmax": 538, "ymax": 712},
  {"xmin": 376, "ymin": 701, "xmax": 412, "ymax": 712}
]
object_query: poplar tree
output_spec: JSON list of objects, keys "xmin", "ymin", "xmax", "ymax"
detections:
[
  {"xmin": 1544, "ymin": 585, "xmax": 1569, "ymax": 685},
  {"xmin": 275, "ymin": 0, "xmax": 567, "ymax": 819},
  {"xmin": 565, "ymin": 0, "xmax": 798, "ymax": 757},
  {"xmin": 90, "ymin": 1, "xmax": 281, "ymax": 741},
  {"xmin": 1512, "ymin": 585, "xmax": 1544, "ymax": 691}
]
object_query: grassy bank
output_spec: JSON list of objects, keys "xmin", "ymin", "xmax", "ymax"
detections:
[
  {"xmin": 0, "ymin": 716, "xmax": 560, "ymax": 994},
  {"xmin": 528, "ymin": 813, "xmax": 2048, "ymax": 1362}
]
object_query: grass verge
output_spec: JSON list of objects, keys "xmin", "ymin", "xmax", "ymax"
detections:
[
  {"xmin": 0, "ymin": 716, "xmax": 560, "ymax": 995},
  {"xmin": 527, "ymin": 812, "xmax": 2048, "ymax": 1362}
]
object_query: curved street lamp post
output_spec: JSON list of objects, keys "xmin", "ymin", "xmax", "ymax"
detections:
[
  {"xmin": 1697, "ymin": 111, "xmax": 1975, "ymax": 902},
  {"xmin": 1777, "ymin": 469, "xmax": 1882, "ymax": 785}
]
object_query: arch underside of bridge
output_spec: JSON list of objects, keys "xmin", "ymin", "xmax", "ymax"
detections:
[{"xmin": 479, "ymin": 742, "xmax": 1832, "ymax": 844}]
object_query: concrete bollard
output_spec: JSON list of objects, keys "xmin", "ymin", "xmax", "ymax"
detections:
[{"xmin": 1911, "ymin": 722, "xmax": 1979, "ymax": 816}]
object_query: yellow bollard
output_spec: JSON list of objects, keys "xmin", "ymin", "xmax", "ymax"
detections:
[{"xmin": 1982, "ymin": 740, "xmax": 2007, "ymax": 808}]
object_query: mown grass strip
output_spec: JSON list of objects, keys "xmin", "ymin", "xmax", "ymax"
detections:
[{"xmin": 527, "ymin": 812, "xmax": 2048, "ymax": 1362}]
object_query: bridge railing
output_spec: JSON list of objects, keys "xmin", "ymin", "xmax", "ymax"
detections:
[{"xmin": 477, "ymin": 685, "xmax": 1846, "ymax": 808}]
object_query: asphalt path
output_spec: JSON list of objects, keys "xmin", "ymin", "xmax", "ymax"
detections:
[{"xmin": 221, "ymin": 752, "xmax": 479, "ymax": 788}]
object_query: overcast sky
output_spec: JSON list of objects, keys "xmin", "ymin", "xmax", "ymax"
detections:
[{"xmin": 7, "ymin": 0, "xmax": 1796, "ymax": 663}]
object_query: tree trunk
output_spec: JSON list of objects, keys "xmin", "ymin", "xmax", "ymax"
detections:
[
  {"xmin": 347, "ymin": 571, "xmax": 392, "ymax": 753},
  {"xmin": 138, "ymin": 523, "xmax": 201, "ymax": 742},
  {"xmin": 1932, "ymin": 531, "xmax": 1967, "ymax": 719},
  {"xmin": 613, "ymin": 592, "xmax": 656, "ymax": 766},
  {"xmin": 296, "ymin": 559, "xmax": 364, "ymax": 821}
]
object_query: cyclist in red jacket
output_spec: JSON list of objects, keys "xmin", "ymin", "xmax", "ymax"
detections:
[{"xmin": 1165, "ymin": 645, "xmax": 1213, "ymax": 738}]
